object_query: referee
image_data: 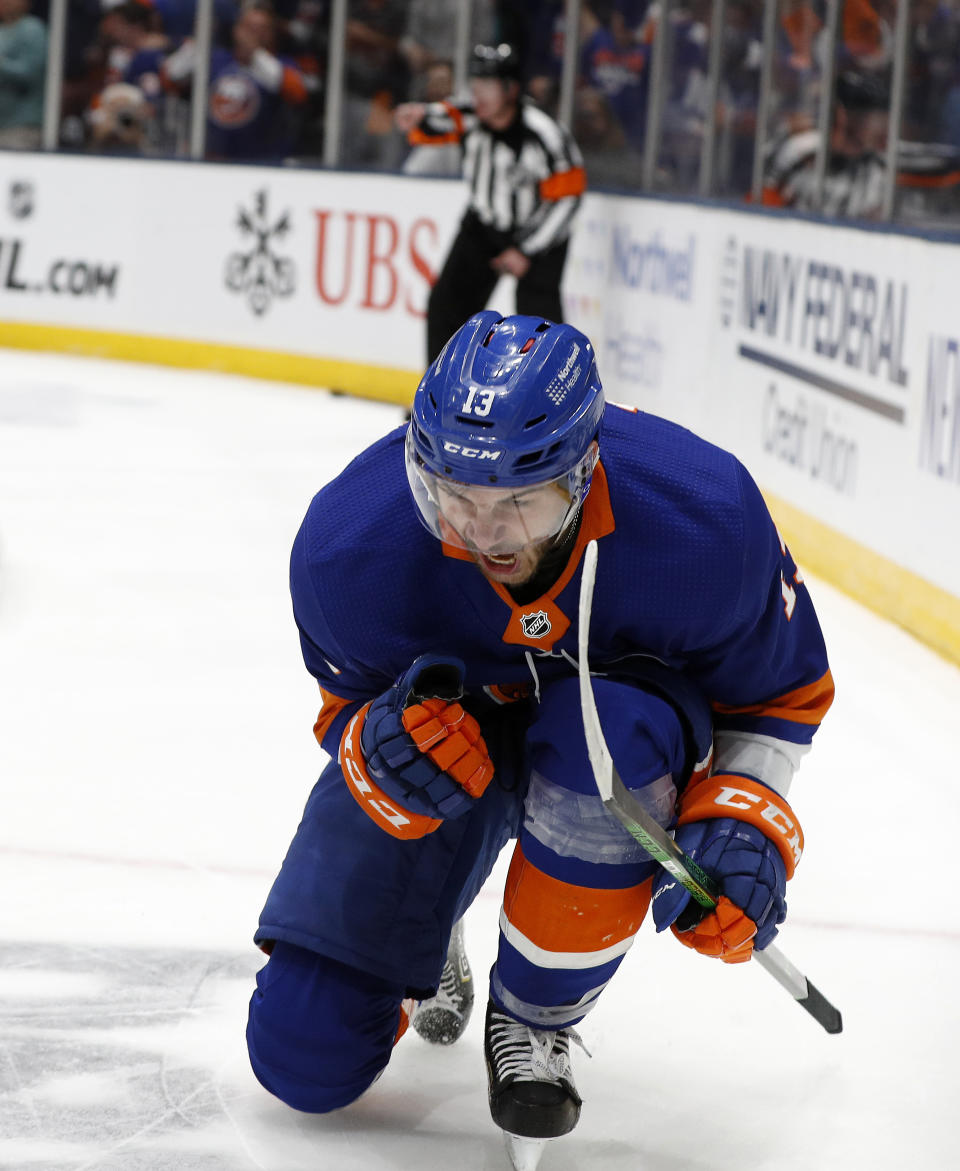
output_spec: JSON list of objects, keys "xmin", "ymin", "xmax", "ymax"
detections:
[{"xmin": 395, "ymin": 43, "xmax": 586, "ymax": 363}]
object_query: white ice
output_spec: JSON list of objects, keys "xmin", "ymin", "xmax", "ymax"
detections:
[{"xmin": 0, "ymin": 350, "xmax": 957, "ymax": 1170}]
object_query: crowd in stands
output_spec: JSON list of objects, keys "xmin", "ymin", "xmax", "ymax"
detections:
[{"xmin": 3, "ymin": 1, "xmax": 960, "ymax": 223}]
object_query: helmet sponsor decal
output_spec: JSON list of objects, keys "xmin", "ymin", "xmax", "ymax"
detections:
[{"xmin": 558, "ymin": 343, "xmax": 580, "ymax": 380}]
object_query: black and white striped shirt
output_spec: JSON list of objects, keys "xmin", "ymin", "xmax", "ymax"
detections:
[{"xmin": 411, "ymin": 98, "xmax": 586, "ymax": 254}]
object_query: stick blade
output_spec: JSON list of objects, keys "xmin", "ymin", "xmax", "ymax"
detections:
[
  {"xmin": 798, "ymin": 978, "xmax": 844, "ymax": 1034},
  {"xmin": 504, "ymin": 1132, "xmax": 549, "ymax": 1171}
]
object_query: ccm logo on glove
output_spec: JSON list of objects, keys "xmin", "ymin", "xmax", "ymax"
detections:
[
  {"xmin": 340, "ymin": 655, "xmax": 495, "ymax": 839},
  {"xmin": 651, "ymin": 774, "xmax": 804, "ymax": 963},
  {"xmin": 677, "ymin": 776, "xmax": 803, "ymax": 874}
]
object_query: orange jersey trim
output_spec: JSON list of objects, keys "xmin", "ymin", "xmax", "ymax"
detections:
[
  {"xmin": 409, "ymin": 100, "xmax": 464, "ymax": 146},
  {"xmin": 408, "ymin": 128, "xmax": 460, "ymax": 146},
  {"xmin": 440, "ymin": 460, "xmax": 615, "ymax": 651},
  {"xmin": 442, "ymin": 101, "xmax": 465, "ymax": 135},
  {"xmin": 502, "ymin": 841, "xmax": 652, "ymax": 954},
  {"xmin": 280, "ymin": 66, "xmax": 308, "ymax": 104},
  {"xmin": 712, "ymin": 669, "xmax": 835, "ymax": 728},
  {"xmin": 539, "ymin": 166, "xmax": 587, "ymax": 201},
  {"xmin": 339, "ymin": 705, "xmax": 442, "ymax": 840},
  {"xmin": 483, "ymin": 682, "xmax": 532, "ymax": 705},
  {"xmin": 897, "ymin": 169, "xmax": 960, "ymax": 190},
  {"xmin": 678, "ymin": 774, "xmax": 803, "ymax": 878},
  {"xmin": 314, "ymin": 688, "xmax": 355, "ymax": 746}
]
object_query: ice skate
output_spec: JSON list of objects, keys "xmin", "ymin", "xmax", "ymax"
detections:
[
  {"xmin": 412, "ymin": 918, "xmax": 474, "ymax": 1045},
  {"xmin": 484, "ymin": 999, "xmax": 583, "ymax": 1159}
]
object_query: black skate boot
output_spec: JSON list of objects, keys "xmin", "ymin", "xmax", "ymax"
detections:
[
  {"xmin": 412, "ymin": 918, "xmax": 474, "ymax": 1045},
  {"xmin": 484, "ymin": 1000, "xmax": 583, "ymax": 1140}
]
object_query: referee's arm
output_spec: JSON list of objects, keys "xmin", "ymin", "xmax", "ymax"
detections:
[{"xmin": 516, "ymin": 114, "xmax": 587, "ymax": 255}]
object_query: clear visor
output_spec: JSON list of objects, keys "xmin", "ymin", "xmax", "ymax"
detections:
[{"xmin": 405, "ymin": 430, "xmax": 598, "ymax": 555}]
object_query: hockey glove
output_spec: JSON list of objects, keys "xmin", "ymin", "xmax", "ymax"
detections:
[
  {"xmin": 651, "ymin": 775, "xmax": 803, "ymax": 963},
  {"xmin": 355, "ymin": 655, "xmax": 494, "ymax": 825}
]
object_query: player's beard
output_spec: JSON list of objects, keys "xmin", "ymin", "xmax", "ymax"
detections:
[{"xmin": 469, "ymin": 537, "xmax": 554, "ymax": 586}]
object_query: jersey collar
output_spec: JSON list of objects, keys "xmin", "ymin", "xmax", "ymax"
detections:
[{"xmin": 441, "ymin": 460, "xmax": 615, "ymax": 651}]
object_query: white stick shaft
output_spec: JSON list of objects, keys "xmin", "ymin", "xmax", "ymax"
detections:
[
  {"xmin": 577, "ymin": 540, "xmax": 613, "ymax": 801},
  {"xmin": 576, "ymin": 539, "xmax": 842, "ymax": 1033}
]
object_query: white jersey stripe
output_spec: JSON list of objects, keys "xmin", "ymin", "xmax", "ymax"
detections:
[{"xmin": 499, "ymin": 907, "xmax": 638, "ymax": 969}]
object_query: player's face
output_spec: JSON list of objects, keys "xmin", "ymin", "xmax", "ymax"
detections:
[{"xmin": 434, "ymin": 479, "xmax": 571, "ymax": 585}]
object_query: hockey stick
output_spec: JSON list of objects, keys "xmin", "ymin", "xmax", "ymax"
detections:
[{"xmin": 577, "ymin": 539, "xmax": 842, "ymax": 1035}]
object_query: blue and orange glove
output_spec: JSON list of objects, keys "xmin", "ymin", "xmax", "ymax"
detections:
[
  {"xmin": 651, "ymin": 775, "xmax": 803, "ymax": 963},
  {"xmin": 340, "ymin": 655, "xmax": 495, "ymax": 839}
]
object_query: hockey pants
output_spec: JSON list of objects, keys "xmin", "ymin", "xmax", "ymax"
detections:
[{"xmin": 247, "ymin": 673, "xmax": 698, "ymax": 1112}]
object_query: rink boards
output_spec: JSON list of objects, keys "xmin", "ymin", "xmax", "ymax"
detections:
[{"xmin": 0, "ymin": 152, "xmax": 957, "ymax": 661}]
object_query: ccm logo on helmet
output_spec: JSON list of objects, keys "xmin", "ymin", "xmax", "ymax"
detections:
[{"xmin": 442, "ymin": 442, "xmax": 502, "ymax": 460}]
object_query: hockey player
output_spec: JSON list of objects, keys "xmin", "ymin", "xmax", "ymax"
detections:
[{"xmin": 246, "ymin": 313, "xmax": 834, "ymax": 1155}]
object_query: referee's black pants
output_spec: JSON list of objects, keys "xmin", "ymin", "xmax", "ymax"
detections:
[{"xmin": 426, "ymin": 216, "xmax": 569, "ymax": 364}]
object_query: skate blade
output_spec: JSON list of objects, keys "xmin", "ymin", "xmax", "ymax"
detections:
[{"xmin": 504, "ymin": 1132, "xmax": 549, "ymax": 1171}]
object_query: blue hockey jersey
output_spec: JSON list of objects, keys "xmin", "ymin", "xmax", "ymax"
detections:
[
  {"xmin": 255, "ymin": 404, "xmax": 833, "ymax": 989},
  {"xmin": 293, "ymin": 403, "xmax": 832, "ymax": 781}
]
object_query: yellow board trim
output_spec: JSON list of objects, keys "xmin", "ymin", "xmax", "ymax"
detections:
[
  {"xmin": 0, "ymin": 322, "xmax": 420, "ymax": 407},
  {"xmin": 765, "ymin": 490, "xmax": 960, "ymax": 667},
  {"xmin": 3, "ymin": 322, "xmax": 959, "ymax": 666}
]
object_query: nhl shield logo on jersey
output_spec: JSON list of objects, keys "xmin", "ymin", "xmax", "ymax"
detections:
[{"xmin": 520, "ymin": 610, "xmax": 552, "ymax": 639}]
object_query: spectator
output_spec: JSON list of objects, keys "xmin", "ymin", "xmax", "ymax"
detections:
[
  {"xmin": 764, "ymin": 64, "xmax": 960, "ymax": 223},
  {"xmin": 712, "ymin": 0, "xmax": 764, "ymax": 197},
  {"xmin": 401, "ymin": 58, "xmax": 461, "ymax": 176},
  {"xmin": 578, "ymin": 2, "xmax": 649, "ymax": 153},
  {"xmin": 93, "ymin": 0, "xmax": 174, "ymax": 153},
  {"xmin": 658, "ymin": 1, "xmax": 712, "ymax": 191},
  {"xmin": 86, "ymin": 80, "xmax": 152, "ymax": 153},
  {"xmin": 270, "ymin": 2, "xmax": 326, "ymax": 159},
  {"xmin": 772, "ymin": 0, "xmax": 824, "ymax": 123},
  {"xmin": 340, "ymin": 0, "xmax": 409, "ymax": 169},
  {"xmin": 518, "ymin": 0, "xmax": 566, "ymax": 113},
  {"xmin": 399, "ymin": 0, "xmax": 495, "ymax": 99},
  {"xmin": 58, "ymin": 0, "xmax": 110, "ymax": 144},
  {"xmin": 761, "ymin": 68, "xmax": 890, "ymax": 218},
  {"xmin": 163, "ymin": 2, "xmax": 308, "ymax": 161},
  {"xmin": 395, "ymin": 42, "xmax": 586, "ymax": 364},
  {"xmin": 573, "ymin": 84, "xmax": 644, "ymax": 189},
  {"xmin": 149, "ymin": 0, "xmax": 239, "ymax": 40},
  {"xmin": 100, "ymin": 0, "xmax": 169, "ymax": 85},
  {"xmin": 840, "ymin": 0, "xmax": 889, "ymax": 73},
  {"xmin": 610, "ymin": 0, "xmax": 652, "ymax": 49},
  {"xmin": 0, "ymin": 0, "xmax": 48, "ymax": 150},
  {"xmin": 903, "ymin": 0, "xmax": 960, "ymax": 144}
]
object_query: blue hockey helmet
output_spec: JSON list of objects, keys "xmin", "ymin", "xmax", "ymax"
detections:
[{"xmin": 405, "ymin": 312, "xmax": 604, "ymax": 552}]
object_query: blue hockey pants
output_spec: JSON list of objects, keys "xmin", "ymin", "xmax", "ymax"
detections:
[{"xmin": 247, "ymin": 671, "xmax": 707, "ymax": 1112}]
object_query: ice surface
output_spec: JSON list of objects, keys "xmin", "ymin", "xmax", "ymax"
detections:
[{"xmin": 1, "ymin": 351, "xmax": 957, "ymax": 1170}]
